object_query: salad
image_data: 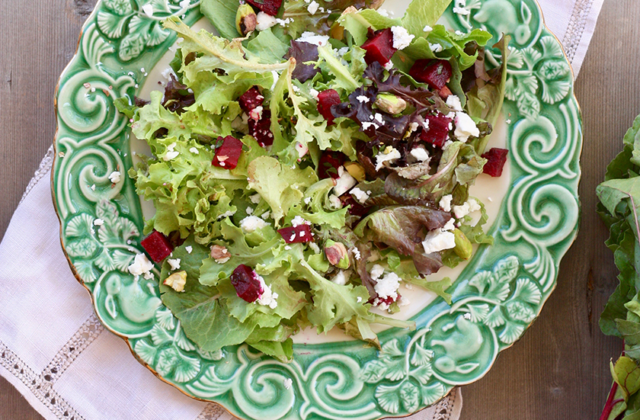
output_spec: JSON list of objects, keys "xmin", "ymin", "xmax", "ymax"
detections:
[{"xmin": 116, "ymin": 0, "xmax": 510, "ymax": 362}]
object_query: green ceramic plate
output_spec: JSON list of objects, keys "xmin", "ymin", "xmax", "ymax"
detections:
[{"xmin": 52, "ymin": 0, "xmax": 582, "ymax": 418}]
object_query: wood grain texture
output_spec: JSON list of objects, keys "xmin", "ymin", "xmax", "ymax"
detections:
[{"xmin": 0, "ymin": 0, "xmax": 631, "ymax": 419}]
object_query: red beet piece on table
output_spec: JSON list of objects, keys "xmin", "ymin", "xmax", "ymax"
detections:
[
  {"xmin": 231, "ymin": 264, "xmax": 264, "ymax": 303},
  {"xmin": 239, "ymin": 86, "xmax": 264, "ymax": 113},
  {"xmin": 317, "ymin": 89, "xmax": 341, "ymax": 125},
  {"xmin": 278, "ymin": 225, "xmax": 313, "ymax": 243},
  {"xmin": 141, "ymin": 231, "xmax": 173, "ymax": 263},
  {"xmin": 246, "ymin": 0, "xmax": 282, "ymax": 16},
  {"xmin": 409, "ymin": 60, "xmax": 452, "ymax": 91},
  {"xmin": 482, "ymin": 148, "xmax": 509, "ymax": 177},
  {"xmin": 420, "ymin": 114, "xmax": 452, "ymax": 147},
  {"xmin": 249, "ymin": 109, "xmax": 274, "ymax": 147},
  {"xmin": 318, "ymin": 151, "xmax": 347, "ymax": 179},
  {"xmin": 361, "ymin": 28, "xmax": 396, "ymax": 66},
  {"xmin": 212, "ymin": 136, "xmax": 243, "ymax": 170}
]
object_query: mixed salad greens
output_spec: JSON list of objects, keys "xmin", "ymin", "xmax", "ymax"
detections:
[
  {"xmin": 598, "ymin": 115, "xmax": 640, "ymax": 420},
  {"xmin": 116, "ymin": 0, "xmax": 510, "ymax": 362}
]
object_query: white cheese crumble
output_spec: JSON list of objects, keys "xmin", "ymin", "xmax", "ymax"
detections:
[
  {"xmin": 468, "ymin": 198, "xmax": 481, "ymax": 212},
  {"xmin": 442, "ymin": 218, "xmax": 456, "ymax": 232},
  {"xmin": 167, "ymin": 258, "xmax": 181, "ymax": 271},
  {"xmin": 217, "ymin": 209, "xmax": 237, "ymax": 220},
  {"xmin": 377, "ymin": 8, "xmax": 390, "ymax": 17},
  {"xmin": 291, "ymin": 216, "xmax": 309, "ymax": 227},
  {"xmin": 250, "ymin": 193, "xmax": 261, "ymax": 204},
  {"xmin": 375, "ymin": 272, "xmax": 401, "ymax": 300},
  {"xmin": 384, "ymin": 61, "xmax": 394, "ymax": 70},
  {"xmin": 350, "ymin": 187, "xmax": 371, "ymax": 204},
  {"xmin": 454, "ymin": 112, "xmax": 480, "ymax": 143},
  {"xmin": 333, "ymin": 166, "xmax": 357, "ymax": 196},
  {"xmin": 422, "ymin": 229, "xmax": 456, "ymax": 254},
  {"xmin": 310, "ymin": 88, "xmax": 319, "ymax": 99},
  {"xmin": 356, "ymin": 95, "xmax": 370, "ymax": 103},
  {"xmin": 304, "ymin": 196, "xmax": 312, "ymax": 205},
  {"xmin": 328, "ymin": 194, "xmax": 342, "ymax": 209},
  {"xmin": 109, "ymin": 171, "xmax": 121, "ymax": 184},
  {"xmin": 185, "ymin": 246, "xmax": 193, "ymax": 254},
  {"xmin": 163, "ymin": 142, "xmax": 179, "ymax": 162},
  {"xmin": 332, "ymin": 270, "xmax": 349, "ymax": 285},
  {"xmin": 430, "ymin": 43, "xmax": 443, "ymax": 53},
  {"xmin": 352, "ymin": 247, "xmax": 361, "ymax": 260},
  {"xmin": 295, "ymin": 142, "xmax": 309, "ymax": 158},
  {"xmin": 256, "ymin": 12, "xmax": 277, "ymax": 31},
  {"xmin": 240, "ymin": 216, "xmax": 270, "ymax": 233},
  {"xmin": 307, "ymin": 0, "xmax": 319, "ymax": 15},
  {"xmin": 297, "ymin": 31, "xmax": 330, "ymax": 47},
  {"xmin": 453, "ymin": 199, "xmax": 480, "ymax": 219},
  {"xmin": 446, "ymin": 95, "xmax": 463, "ymax": 112},
  {"xmin": 399, "ymin": 296, "xmax": 410, "ymax": 307},
  {"xmin": 246, "ymin": 207, "xmax": 254, "ymax": 215},
  {"xmin": 189, "ymin": 147, "xmax": 199, "ymax": 154},
  {"xmin": 410, "ymin": 147, "xmax": 430, "ymax": 162},
  {"xmin": 256, "ymin": 275, "xmax": 278, "ymax": 309},
  {"xmin": 261, "ymin": 211, "xmax": 271, "ymax": 220},
  {"xmin": 250, "ymin": 105, "xmax": 263, "ymax": 121},
  {"xmin": 362, "ymin": 122, "xmax": 380, "ymax": 131},
  {"xmin": 391, "ymin": 26, "xmax": 415, "ymax": 50},
  {"xmin": 308, "ymin": 242, "xmax": 320, "ymax": 254},
  {"xmin": 370, "ymin": 264, "xmax": 385, "ymax": 281},
  {"xmin": 423, "ymin": 25, "xmax": 433, "ymax": 32},
  {"xmin": 128, "ymin": 254, "xmax": 154, "ymax": 279},
  {"xmin": 375, "ymin": 146, "xmax": 401, "ymax": 171},
  {"xmin": 93, "ymin": 219, "xmax": 104, "ymax": 226}
]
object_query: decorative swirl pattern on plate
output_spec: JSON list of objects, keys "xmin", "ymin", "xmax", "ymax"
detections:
[{"xmin": 52, "ymin": 0, "xmax": 582, "ymax": 419}]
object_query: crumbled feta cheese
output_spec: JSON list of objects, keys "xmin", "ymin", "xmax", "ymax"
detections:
[
  {"xmin": 446, "ymin": 95, "xmax": 463, "ymax": 112},
  {"xmin": 310, "ymin": 88, "xmax": 319, "ymax": 99},
  {"xmin": 304, "ymin": 196, "xmax": 312, "ymax": 205},
  {"xmin": 362, "ymin": 122, "xmax": 380, "ymax": 131},
  {"xmin": 430, "ymin": 43, "xmax": 443, "ymax": 53},
  {"xmin": 408, "ymin": 122, "xmax": 419, "ymax": 134},
  {"xmin": 160, "ymin": 68, "xmax": 175, "ymax": 81},
  {"xmin": 296, "ymin": 31, "xmax": 330, "ymax": 47},
  {"xmin": 256, "ymin": 275, "xmax": 278, "ymax": 309},
  {"xmin": 256, "ymin": 12, "xmax": 277, "ymax": 31},
  {"xmin": 290, "ymin": 233, "xmax": 296, "ymax": 242},
  {"xmin": 189, "ymin": 147, "xmax": 199, "ymax": 154},
  {"xmin": 453, "ymin": 202, "xmax": 471, "ymax": 219},
  {"xmin": 283, "ymin": 378, "xmax": 293, "ymax": 390},
  {"xmin": 217, "ymin": 209, "xmax": 237, "ymax": 220},
  {"xmin": 291, "ymin": 216, "xmax": 309, "ymax": 227},
  {"xmin": 167, "ymin": 258, "xmax": 181, "ymax": 271},
  {"xmin": 307, "ymin": 0, "xmax": 319, "ymax": 15},
  {"xmin": 295, "ymin": 142, "xmax": 309, "ymax": 158},
  {"xmin": 370, "ymin": 264, "xmax": 385, "ymax": 281},
  {"xmin": 246, "ymin": 207, "xmax": 254, "ymax": 215},
  {"xmin": 356, "ymin": 95, "xmax": 370, "ymax": 103},
  {"xmin": 487, "ymin": 196, "xmax": 493, "ymax": 202},
  {"xmin": 250, "ymin": 105, "xmax": 263, "ymax": 121},
  {"xmin": 142, "ymin": 4, "xmax": 154, "ymax": 17},
  {"xmin": 377, "ymin": 8, "xmax": 390, "ymax": 17},
  {"xmin": 442, "ymin": 218, "xmax": 456, "ymax": 231},
  {"xmin": 468, "ymin": 198, "xmax": 481, "ymax": 213},
  {"xmin": 375, "ymin": 146, "xmax": 401, "ymax": 171},
  {"xmin": 350, "ymin": 187, "xmax": 371, "ymax": 204},
  {"xmin": 352, "ymin": 247, "xmax": 361, "ymax": 260},
  {"xmin": 332, "ymin": 270, "xmax": 349, "ymax": 285},
  {"xmin": 422, "ymin": 229, "xmax": 456, "ymax": 254},
  {"xmin": 93, "ymin": 218, "xmax": 104, "ymax": 226},
  {"xmin": 250, "ymin": 193, "xmax": 261, "ymax": 204},
  {"xmin": 164, "ymin": 151, "xmax": 179, "ymax": 161},
  {"xmin": 261, "ymin": 211, "xmax": 271, "ymax": 220},
  {"xmin": 375, "ymin": 272, "xmax": 401, "ymax": 300},
  {"xmin": 399, "ymin": 296, "xmax": 410, "ymax": 307},
  {"xmin": 284, "ymin": 245, "xmax": 292, "ymax": 250},
  {"xmin": 423, "ymin": 25, "xmax": 433, "ymax": 32},
  {"xmin": 454, "ymin": 112, "xmax": 480, "ymax": 142},
  {"xmin": 333, "ymin": 166, "xmax": 357, "ymax": 196},
  {"xmin": 185, "ymin": 246, "xmax": 193, "ymax": 254},
  {"xmin": 109, "ymin": 171, "xmax": 121, "ymax": 184},
  {"xmin": 329, "ymin": 194, "xmax": 342, "ymax": 209},
  {"xmin": 240, "ymin": 216, "xmax": 270, "ymax": 233},
  {"xmin": 128, "ymin": 254, "xmax": 154, "ymax": 278},
  {"xmin": 410, "ymin": 147, "xmax": 430, "ymax": 162},
  {"xmin": 374, "ymin": 113, "xmax": 384, "ymax": 124},
  {"xmin": 308, "ymin": 242, "xmax": 320, "ymax": 254},
  {"xmin": 384, "ymin": 61, "xmax": 394, "ymax": 70},
  {"xmin": 391, "ymin": 26, "xmax": 414, "ymax": 50}
]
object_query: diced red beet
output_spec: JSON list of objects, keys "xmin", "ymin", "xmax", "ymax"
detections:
[
  {"xmin": 420, "ymin": 114, "xmax": 452, "ymax": 147},
  {"xmin": 141, "ymin": 231, "xmax": 173, "ymax": 263},
  {"xmin": 340, "ymin": 195, "xmax": 369, "ymax": 217},
  {"xmin": 318, "ymin": 151, "xmax": 347, "ymax": 179},
  {"xmin": 361, "ymin": 28, "xmax": 396, "ymax": 66},
  {"xmin": 231, "ymin": 264, "xmax": 264, "ymax": 303},
  {"xmin": 212, "ymin": 136, "xmax": 243, "ymax": 170},
  {"xmin": 368, "ymin": 294, "xmax": 400, "ymax": 306},
  {"xmin": 482, "ymin": 148, "xmax": 509, "ymax": 177},
  {"xmin": 278, "ymin": 225, "xmax": 313, "ymax": 243},
  {"xmin": 409, "ymin": 60, "xmax": 453, "ymax": 91},
  {"xmin": 239, "ymin": 86, "xmax": 264, "ymax": 113},
  {"xmin": 246, "ymin": 0, "xmax": 282, "ymax": 16},
  {"xmin": 317, "ymin": 89, "xmax": 341, "ymax": 125},
  {"xmin": 249, "ymin": 109, "xmax": 274, "ymax": 147}
]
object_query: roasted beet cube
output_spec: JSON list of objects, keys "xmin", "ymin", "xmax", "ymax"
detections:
[
  {"xmin": 361, "ymin": 28, "xmax": 396, "ymax": 66},
  {"xmin": 317, "ymin": 89, "xmax": 341, "ymax": 125},
  {"xmin": 409, "ymin": 60, "xmax": 452, "ymax": 91},
  {"xmin": 278, "ymin": 225, "xmax": 313, "ymax": 243},
  {"xmin": 420, "ymin": 114, "xmax": 452, "ymax": 147},
  {"xmin": 239, "ymin": 86, "xmax": 264, "ymax": 113},
  {"xmin": 141, "ymin": 230, "xmax": 173, "ymax": 263},
  {"xmin": 318, "ymin": 151, "xmax": 347, "ymax": 179},
  {"xmin": 231, "ymin": 264, "xmax": 264, "ymax": 303},
  {"xmin": 249, "ymin": 109, "xmax": 274, "ymax": 147},
  {"xmin": 246, "ymin": 0, "xmax": 282, "ymax": 16},
  {"xmin": 482, "ymin": 148, "xmax": 509, "ymax": 177},
  {"xmin": 213, "ymin": 136, "xmax": 243, "ymax": 170},
  {"xmin": 341, "ymin": 195, "xmax": 369, "ymax": 217}
]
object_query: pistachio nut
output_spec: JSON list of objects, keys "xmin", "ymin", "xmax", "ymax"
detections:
[
  {"xmin": 375, "ymin": 93, "xmax": 407, "ymax": 115},
  {"xmin": 236, "ymin": 4, "xmax": 257, "ymax": 36},
  {"xmin": 344, "ymin": 162, "xmax": 366, "ymax": 182},
  {"xmin": 452, "ymin": 229, "xmax": 473, "ymax": 260},
  {"xmin": 324, "ymin": 239, "xmax": 350, "ymax": 269},
  {"xmin": 163, "ymin": 271, "xmax": 187, "ymax": 292}
]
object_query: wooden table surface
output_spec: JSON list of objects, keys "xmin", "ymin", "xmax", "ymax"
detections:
[{"xmin": 0, "ymin": 0, "xmax": 633, "ymax": 418}]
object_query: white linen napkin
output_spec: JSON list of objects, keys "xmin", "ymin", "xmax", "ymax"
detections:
[{"xmin": 0, "ymin": 1, "xmax": 602, "ymax": 419}]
